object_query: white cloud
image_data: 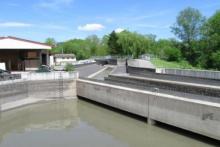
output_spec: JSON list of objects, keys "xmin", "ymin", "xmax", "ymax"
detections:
[
  {"xmin": 115, "ymin": 28, "xmax": 124, "ymax": 33},
  {"xmin": 38, "ymin": 0, "xmax": 73, "ymax": 9},
  {"xmin": 0, "ymin": 22, "xmax": 32, "ymax": 28},
  {"xmin": 0, "ymin": 22, "xmax": 69, "ymax": 31},
  {"xmin": 78, "ymin": 23, "xmax": 105, "ymax": 31}
]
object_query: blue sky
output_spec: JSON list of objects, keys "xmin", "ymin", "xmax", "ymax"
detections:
[{"xmin": 0, "ymin": 0, "xmax": 220, "ymax": 42}]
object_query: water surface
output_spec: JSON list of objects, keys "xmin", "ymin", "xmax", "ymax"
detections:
[{"xmin": 0, "ymin": 100, "xmax": 218, "ymax": 147}]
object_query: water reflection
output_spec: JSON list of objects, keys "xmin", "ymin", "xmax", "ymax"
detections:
[
  {"xmin": 0, "ymin": 100, "xmax": 79, "ymax": 143},
  {"xmin": 0, "ymin": 99, "xmax": 218, "ymax": 147}
]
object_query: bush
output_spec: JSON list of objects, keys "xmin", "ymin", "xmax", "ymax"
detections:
[
  {"xmin": 211, "ymin": 51, "xmax": 220, "ymax": 70},
  {"xmin": 64, "ymin": 63, "xmax": 75, "ymax": 72},
  {"xmin": 164, "ymin": 47, "xmax": 181, "ymax": 61}
]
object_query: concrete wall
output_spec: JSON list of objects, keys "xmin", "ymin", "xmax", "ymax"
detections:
[
  {"xmin": 77, "ymin": 79, "xmax": 220, "ymax": 140},
  {"xmin": 128, "ymin": 67, "xmax": 220, "ymax": 86},
  {"xmin": 0, "ymin": 72, "xmax": 78, "ymax": 107},
  {"xmin": 77, "ymin": 80, "xmax": 148, "ymax": 117},
  {"xmin": 128, "ymin": 59, "xmax": 155, "ymax": 69},
  {"xmin": 0, "ymin": 80, "xmax": 28, "ymax": 105},
  {"xmin": 28, "ymin": 79, "xmax": 76, "ymax": 99},
  {"xmin": 105, "ymin": 75, "xmax": 220, "ymax": 98},
  {"xmin": 128, "ymin": 66, "xmax": 156, "ymax": 74},
  {"xmin": 0, "ymin": 79, "xmax": 77, "ymax": 105},
  {"xmin": 157, "ymin": 68, "xmax": 220, "ymax": 80}
]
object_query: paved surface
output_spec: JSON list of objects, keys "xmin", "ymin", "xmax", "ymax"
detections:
[
  {"xmin": 111, "ymin": 65, "xmax": 127, "ymax": 74},
  {"xmin": 92, "ymin": 67, "xmax": 114, "ymax": 80},
  {"xmin": 76, "ymin": 64, "xmax": 105, "ymax": 78}
]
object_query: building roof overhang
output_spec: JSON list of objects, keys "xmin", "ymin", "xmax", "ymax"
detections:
[{"xmin": 0, "ymin": 36, "xmax": 52, "ymax": 50}]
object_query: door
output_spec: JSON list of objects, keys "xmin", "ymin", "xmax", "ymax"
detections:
[{"xmin": 41, "ymin": 54, "xmax": 47, "ymax": 65}]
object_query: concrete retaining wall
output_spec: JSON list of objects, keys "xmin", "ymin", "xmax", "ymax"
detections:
[
  {"xmin": 128, "ymin": 59, "xmax": 155, "ymax": 69},
  {"xmin": 128, "ymin": 67, "xmax": 220, "ymax": 86},
  {"xmin": 0, "ymin": 80, "xmax": 28, "ymax": 105},
  {"xmin": 77, "ymin": 80, "xmax": 148, "ymax": 117},
  {"xmin": 0, "ymin": 79, "xmax": 77, "ymax": 105},
  {"xmin": 0, "ymin": 72, "xmax": 78, "ymax": 109},
  {"xmin": 105, "ymin": 75, "xmax": 220, "ymax": 98},
  {"xmin": 77, "ymin": 79, "xmax": 220, "ymax": 140},
  {"xmin": 157, "ymin": 68, "xmax": 220, "ymax": 80},
  {"xmin": 128, "ymin": 66, "xmax": 156, "ymax": 74},
  {"xmin": 28, "ymin": 79, "xmax": 76, "ymax": 99}
]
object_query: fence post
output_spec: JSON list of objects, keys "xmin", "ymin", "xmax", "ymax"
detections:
[{"xmin": 59, "ymin": 72, "xmax": 64, "ymax": 98}]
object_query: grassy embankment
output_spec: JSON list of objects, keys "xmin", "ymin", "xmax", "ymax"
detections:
[{"xmin": 151, "ymin": 58, "xmax": 195, "ymax": 69}]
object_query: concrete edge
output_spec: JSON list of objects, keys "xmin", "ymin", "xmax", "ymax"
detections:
[
  {"xmin": 111, "ymin": 74, "xmax": 220, "ymax": 90},
  {"xmin": 77, "ymin": 79, "xmax": 220, "ymax": 108},
  {"xmin": 0, "ymin": 98, "xmax": 43, "ymax": 112},
  {"xmin": 87, "ymin": 66, "xmax": 109, "ymax": 78}
]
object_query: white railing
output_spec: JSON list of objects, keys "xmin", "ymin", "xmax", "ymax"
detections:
[
  {"xmin": 27, "ymin": 72, "xmax": 78, "ymax": 81},
  {"xmin": 11, "ymin": 71, "xmax": 78, "ymax": 81},
  {"xmin": 156, "ymin": 68, "xmax": 220, "ymax": 80}
]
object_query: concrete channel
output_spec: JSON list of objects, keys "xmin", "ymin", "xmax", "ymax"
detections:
[
  {"xmin": 0, "ymin": 72, "xmax": 78, "ymax": 112},
  {"xmin": 77, "ymin": 79, "xmax": 220, "ymax": 141}
]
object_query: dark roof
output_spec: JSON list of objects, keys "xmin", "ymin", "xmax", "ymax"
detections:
[{"xmin": 54, "ymin": 54, "xmax": 76, "ymax": 58}]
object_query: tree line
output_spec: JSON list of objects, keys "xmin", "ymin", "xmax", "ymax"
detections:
[{"xmin": 46, "ymin": 7, "xmax": 220, "ymax": 70}]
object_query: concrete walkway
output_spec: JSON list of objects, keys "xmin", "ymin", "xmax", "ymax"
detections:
[
  {"xmin": 76, "ymin": 64, "xmax": 105, "ymax": 78},
  {"xmin": 0, "ymin": 98, "xmax": 42, "ymax": 112}
]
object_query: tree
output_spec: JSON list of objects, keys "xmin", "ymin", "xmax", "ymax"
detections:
[
  {"xmin": 211, "ymin": 51, "xmax": 220, "ymax": 70},
  {"xmin": 86, "ymin": 35, "xmax": 100, "ymax": 56},
  {"xmin": 171, "ymin": 7, "xmax": 205, "ymax": 64},
  {"xmin": 116, "ymin": 31, "xmax": 151, "ymax": 59},
  {"xmin": 96, "ymin": 35, "xmax": 109, "ymax": 56},
  {"xmin": 45, "ymin": 38, "xmax": 57, "ymax": 47},
  {"xmin": 156, "ymin": 39, "xmax": 174, "ymax": 58},
  {"xmin": 164, "ymin": 47, "xmax": 181, "ymax": 61},
  {"xmin": 201, "ymin": 11, "xmax": 220, "ymax": 69},
  {"xmin": 107, "ymin": 31, "xmax": 123, "ymax": 56},
  {"xmin": 53, "ymin": 35, "xmax": 109, "ymax": 60}
]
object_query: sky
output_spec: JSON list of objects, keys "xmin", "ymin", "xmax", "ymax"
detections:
[{"xmin": 0, "ymin": 0, "xmax": 220, "ymax": 42}]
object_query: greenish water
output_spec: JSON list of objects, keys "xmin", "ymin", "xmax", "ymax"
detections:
[{"xmin": 0, "ymin": 100, "xmax": 218, "ymax": 147}]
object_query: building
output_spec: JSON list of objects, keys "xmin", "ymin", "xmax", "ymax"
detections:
[
  {"xmin": 54, "ymin": 54, "xmax": 76, "ymax": 65},
  {"xmin": 0, "ymin": 36, "xmax": 51, "ymax": 71}
]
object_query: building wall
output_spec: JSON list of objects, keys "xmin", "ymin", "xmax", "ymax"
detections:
[
  {"xmin": 0, "ymin": 63, "xmax": 6, "ymax": 70},
  {"xmin": 55, "ymin": 57, "xmax": 76, "ymax": 65},
  {"xmin": 0, "ymin": 49, "xmax": 49, "ymax": 71}
]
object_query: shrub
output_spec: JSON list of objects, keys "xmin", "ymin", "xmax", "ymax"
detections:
[
  {"xmin": 164, "ymin": 47, "xmax": 181, "ymax": 61},
  {"xmin": 64, "ymin": 63, "xmax": 75, "ymax": 72},
  {"xmin": 211, "ymin": 51, "xmax": 220, "ymax": 70}
]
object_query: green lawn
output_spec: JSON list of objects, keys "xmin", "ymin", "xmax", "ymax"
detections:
[{"xmin": 151, "ymin": 58, "xmax": 194, "ymax": 69}]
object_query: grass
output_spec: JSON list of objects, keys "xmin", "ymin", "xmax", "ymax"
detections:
[{"xmin": 151, "ymin": 58, "xmax": 194, "ymax": 69}]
